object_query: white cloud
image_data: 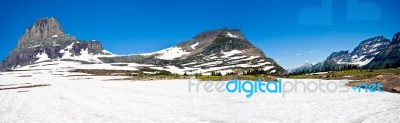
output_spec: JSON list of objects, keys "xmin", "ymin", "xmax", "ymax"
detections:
[
  {"xmin": 296, "ymin": 53, "xmax": 302, "ymax": 56},
  {"xmin": 309, "ymin": 51, "xmax": 313, "ymax": 54}
]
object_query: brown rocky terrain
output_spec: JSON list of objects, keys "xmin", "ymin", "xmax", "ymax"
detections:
[{"xmin": 347, "ymin": 74, "xmax": 400, "ymax": 93}]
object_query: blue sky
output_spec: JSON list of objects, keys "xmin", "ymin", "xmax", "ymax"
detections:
[{"xmin": 1, "ymin": 0, "xmax": 399, "ymax": 69}]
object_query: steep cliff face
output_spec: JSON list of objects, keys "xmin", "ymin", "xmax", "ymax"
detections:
[
  {"xmin": 327, "ymin": 50, "xmax": 350, "ymax": 61},
  {"xmin": 20, "ymin": 17, "xmax": 64, "ymax": 43},
  {"xmin": 0, "ymin": 17, "xmax": 109, "ymax": 70},
  {"xmin": 392, "ymin": 32, "xmax": 400, "ymax": 43}
]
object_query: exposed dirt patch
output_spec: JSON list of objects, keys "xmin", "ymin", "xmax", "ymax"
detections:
[
  {"xmin": 16, "ymin": 75, "xmax": 33, "ymax": 77},
  {"xmin": 111, "ymin": 64, "xmax": 128, "ymax": 66},
  {"xmin": 41, "ymin": 63, "xmax": 60, "ymax": 66},
  {"xmin": 70, "ymin": 69, "xmax": 137, "ymax": 76},
  {"xmin": 0, "ymin": 84, "xmax": 50, "ymax": 91},
  {"xmin": 65, "ymin": 75, "xmax": 92, "ymax": 77},
  {"xmin": 347, "ymin": 74, "xmax": 400, "ymax": 93},
  {"xmin": 0, "ymin": 83, "xmax": 32, "ymax": 87},
  {"xmin": 51, "ymin": 74, "xmax": 64, "ymax": 76},
  {"xmin": 17, "ymin": 90, "xmax": 30, "ymax": 93},
  {"xmin": 69, "ymin": 78, "xmax": 93, "ymax": 80}
]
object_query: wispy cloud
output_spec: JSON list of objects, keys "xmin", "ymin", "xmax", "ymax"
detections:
[
  {"xmin": 309, "ymin": 51, "xmax": 314, "ymax": 54},
  {"xmin": 296, "ymin": 53, "xmax": 302, "ymax": 56}
]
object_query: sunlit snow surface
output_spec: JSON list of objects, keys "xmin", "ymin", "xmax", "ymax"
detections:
[
  {"xmin": 1, "ymin": 64, "xmax": 400, "ymax": 122},
  {"xmin": 140, "ymin": 46, "xmax": 190, "ymax": 60}
]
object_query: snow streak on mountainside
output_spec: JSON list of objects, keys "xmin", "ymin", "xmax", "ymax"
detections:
[{"xmin": 140, "ymin": 46, "xmax": 190, "ymax": 60}]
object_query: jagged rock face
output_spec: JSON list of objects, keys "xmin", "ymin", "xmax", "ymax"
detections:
[
  {"xmin": 0, "ymin": 17, "xmax": 106, "ymax": 70},
  {"xmin": 70, "ymin": 41, "xmax": 104, "ymax": 55},
  {"xmin": 366, "ymin": 32, "xmax": 400, "ymax": 68},
  {"xmin": 392, "ymin": 32, "xmax": 400, "ymax": 44},
  {"xmin": 20, "ymin": 17, "xmax": 64, "ymax": 43},
  {"xmin": 327, "ymin": 50, "xmax": 349, "ymax": 61},
  {"xmin": 350, "ymin": 36, "xmax": 390, "ymax": 59}
]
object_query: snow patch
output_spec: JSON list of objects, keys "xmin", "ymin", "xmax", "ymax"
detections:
[
  {"xmin": 58, "ymin": 42, "xmax": 103, "ymax": 63},
  {"xmin": 221, "ymin": 50, "xmax": 242, "ymax": 58},
  {"xmin": 225, "ymin": 32, "xmax": 239, "ymax": 38},
  {"xmin": 263, "ymin": 66, "xmax": 275, "ymax": 71},
  {"xmin": 338, "ymin": 55, "xmax": 372, "ymax": 66},
  {"xmin": 102, "ymin": 50, "xmax": 113, "ymax": 55},
  {"xmin": 191, "ymin": 42, "xmax": 199, "ymax": 49},
  {"xmin": 35, "ymin": 51, "xmax": 50, "ymax": 63},
  {"xmin": 143, "ymin": 47, "xmax": 190, "ymax": 60}
]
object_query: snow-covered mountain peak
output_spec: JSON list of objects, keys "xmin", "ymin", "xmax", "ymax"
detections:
[{"xmin": 99, "ymin": 28, "xmax": 286, "ymax": 75}]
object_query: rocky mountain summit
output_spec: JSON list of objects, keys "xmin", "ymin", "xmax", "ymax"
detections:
[
  {"xmin": 100, "ymin": 28, "xmax": 285, "ymax": 75},
  {"xmin": 0, "ymin": 17, "xmax": 111, "ymax": 70},
  {"xmin": 366, "ymin": 32, "xmax": 400, "ymax": 68}
]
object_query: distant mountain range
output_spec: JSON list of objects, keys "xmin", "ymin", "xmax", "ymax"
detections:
[
  {"xmin": 291, "ymin": 32, "xmax": 400, "ymax": 73},
  {"xmin": 0, "ymin": 17, "xmax": 285, "ymax": 75}
]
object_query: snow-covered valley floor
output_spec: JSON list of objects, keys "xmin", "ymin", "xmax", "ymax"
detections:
[{"xmin": 1, "ymin": 69, "xmax": 400, "ymax": 123}]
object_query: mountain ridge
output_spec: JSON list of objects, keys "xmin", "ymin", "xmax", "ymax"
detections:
[
  {"xmin": 1, "ymin": 17, "xmax": 285, "ymax": 75},
  {"xmin": 291, "ymin": 33, "xmax": 400, "ymax": 74}
]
